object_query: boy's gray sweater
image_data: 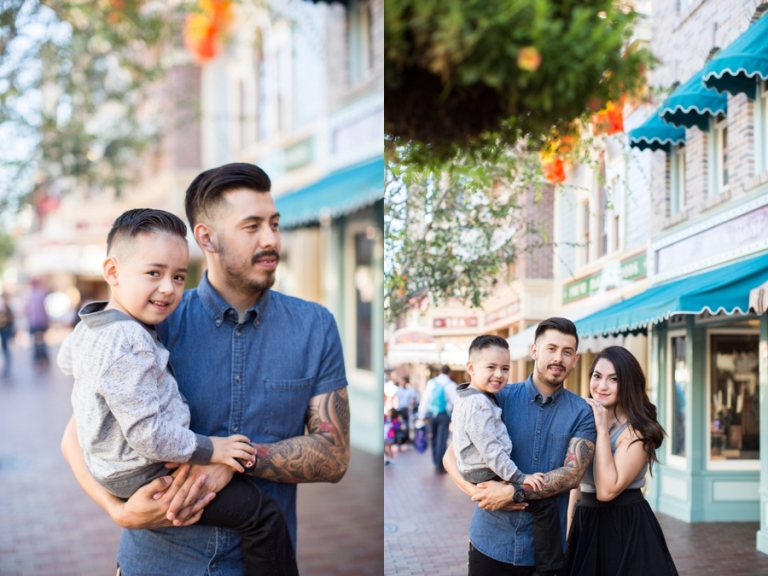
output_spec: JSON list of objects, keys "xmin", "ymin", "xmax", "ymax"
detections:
[
  {"xmin": 58, "ymin": 302, "xmax": 213, "ymax": 489},
  {"xmin": 452, "ymin": 383, "xmax": 526, "ymax": 484}
]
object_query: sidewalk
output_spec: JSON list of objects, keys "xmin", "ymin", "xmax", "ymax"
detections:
[
  {"xmin": 0, "ymin": 343, "xmax": 382, "ymax": 575},
  {"xmin": 385, "ymin": 445, "xmax": 768, "ymax": 576}
]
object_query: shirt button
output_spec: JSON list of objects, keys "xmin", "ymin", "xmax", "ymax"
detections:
[
  {"xmin": 537, "ymin": 431, "xmax": 540, "ymax": 435},
  {"xmin": 516, "ymin": 530, "xmax": 521, "ymax": 535},
  {"xmin": 534, "ymin": 457, "xmax": 538, "ymax": 461},
  {"xmin": 235, "ymin": 375, "xmax": 241, "ymax": 382},
  {"xmin": 236, "ymin": 331, "xmax": 242, "ymax": 337},
  {"xmin": 233, "ymin": 425, "xmax": 239, "ymax": 432}
]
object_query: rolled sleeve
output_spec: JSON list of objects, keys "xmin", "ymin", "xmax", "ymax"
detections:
[
  {"xmin": 572, "ymin": 403, "xmax": 597, "ymax": 444},
  {"xmin": 311, "ymin": 310, "xmax": 348, "ymax": 397}
]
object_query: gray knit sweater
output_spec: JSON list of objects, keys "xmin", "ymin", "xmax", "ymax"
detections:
[
  {"xmin": 58, "ymin": 302, "xmax": 213, "ymax": 490},
  {"xmin": 452, "ymin": 383, "xmax": 526, "ymax": 484}
]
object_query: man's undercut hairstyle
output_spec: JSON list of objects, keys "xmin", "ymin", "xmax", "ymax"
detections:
[
  {"xmin": 185, "ymin": 162, "xmax": 272, "ymax": 228},
  {"xmin": 106, "ymin": 208, "xmax": 187, "ymax": 255},
  {"xmin": 469, "ymin": 335, "xmax": 509, "ymax": 359},
  {"xmin": 534, "ymin": 317, "xmax": 579, "ymax": 349}
]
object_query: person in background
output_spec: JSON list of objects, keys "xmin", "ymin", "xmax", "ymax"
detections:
[
  {"xmin": 419, "ymin": 365, "xmax": 458, "ymax": 474},
  {"xmin": 0, "ymin": 293, "xmax": 15, "ymax": 377},
  {"xmin": 25, "ymin": 279, "xmax": 49, "ymax": 368},
  {"xmin": 393, "ymin": 377, "xmax": 417, "ymax": 447}
]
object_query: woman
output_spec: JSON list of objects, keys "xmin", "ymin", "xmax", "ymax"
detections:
[{"xmin": 566, "ymin": 346, "xmax": 678, "ymax": 576}]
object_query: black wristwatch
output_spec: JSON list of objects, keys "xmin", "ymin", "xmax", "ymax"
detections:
[{"xmin": 512, "ymin": 483, "xmax": 527, "ymax": 503}]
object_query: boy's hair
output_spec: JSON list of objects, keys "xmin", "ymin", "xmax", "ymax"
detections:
[
  {"xmin": 185, "ymin": 163, "xmax": 272, "ymax": 229},
  {"xmin": 106, "ymin": 209, "xmax": 187, "ymax": 255},
  {"xmin": 468, "ymin": 334, "xmax": 509, "ymax": 359},
  {"xmin": 534, "ymin": 317, "xmax": 579, "ymax": 349}
]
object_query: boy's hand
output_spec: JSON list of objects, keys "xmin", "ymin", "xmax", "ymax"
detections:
[
  {"xmin": 523, "ymin": 473, "xmax": 546, "ymax": 492},
  {"xmin": 209, "ymin": 435, "xmax": 256, "ymax": 473}
]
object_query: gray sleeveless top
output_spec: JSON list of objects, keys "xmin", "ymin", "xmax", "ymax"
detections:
[{"xmin": 580, "ymin": 421, "xmax": 648, "ymax": 493}]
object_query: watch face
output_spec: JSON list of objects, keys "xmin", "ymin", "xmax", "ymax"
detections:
[{"xmin": 514, "ymin": 490, "xmax": 525, "ymax": 503}]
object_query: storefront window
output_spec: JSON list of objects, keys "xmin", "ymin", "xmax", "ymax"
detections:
[
  {"xmin": 709, "ymin": 333, "xmax": 760, "ymax": 461},
  {"xmin": 670, "ymin": 335, "xmax": 687, "ymax": 457},
  {"xmin": 354, "ymin": 231, "xmax": 374, "ymax": 371}
]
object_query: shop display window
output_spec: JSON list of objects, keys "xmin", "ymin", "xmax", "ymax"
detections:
[
  {"xmin": 709, "ymin": 332, "xmax": 760, "ymax": 464},
  {"xmin": 354, "ymin": 230, "xmax": 374, "ymax": 371},
  {"xmin": 670, "ymin": 335, "xmax": 687, "ymax": 459}
]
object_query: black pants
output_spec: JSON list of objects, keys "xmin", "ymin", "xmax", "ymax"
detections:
[
  {"xmin": 468, "ymin": 498, "xmax": 564, "ymax": 576},
  {"xmin": 198, "ymin": 474, "xmax": 299, "ymax": 576}
]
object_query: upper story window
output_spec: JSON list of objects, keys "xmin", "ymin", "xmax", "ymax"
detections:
[
  {"xmin": 348, "ymin": 0, "xmax": 373, "ymax": 86},
  {"xmin": 709, "ymin": 114, "xmax": 728, "ymax": 195},
  {"xmin": 756, "ymin": 79, "xmax": 768, "ymax": 173},
  {"xmin": 581, "ymin": 199, "xmax": 591, "ymax": 265},
  {"xmin": 610, "ymin": 175, "xmax": 622, "ymax": 253},
  {"xmin": 597, "ymin": 173, "xmax": 608, "ymax": 258},
  {"xmin": 670, "ymin": 143, "xmax": 686, "ymax": 215}
]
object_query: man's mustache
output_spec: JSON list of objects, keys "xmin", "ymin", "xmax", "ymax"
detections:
[
  {"xmin": 547, "ymin": 363, "xmax": 565, "ymax": 371},
  {"xmin": 252, "ymin": 250, "xmax": 280, "ymax": 266}
]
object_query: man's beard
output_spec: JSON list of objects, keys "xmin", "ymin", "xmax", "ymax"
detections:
[
  {"xmin": 216, "ymin": 240, "xmax": 278, "ymax": 295},
  {"xmin": 537, "ymin": 363, "xmax": 567, "ymax": 387}
]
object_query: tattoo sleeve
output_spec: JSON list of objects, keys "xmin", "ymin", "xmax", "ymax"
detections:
[
  {"xmin": 247, "ymin": 387, "xmax": 351, "ymax": 483},
  {"xmin": 523, "ymin": 437, "xmax": 595, "ymax": 500}
]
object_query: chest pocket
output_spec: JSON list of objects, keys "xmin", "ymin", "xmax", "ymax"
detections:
[
  {"xmin": 263, "ymin": 377, "xmax": 315, "ymax": 439},
  {"xmin": 548, "ymin": 433, "xmax": 572, "ymax": 470}
]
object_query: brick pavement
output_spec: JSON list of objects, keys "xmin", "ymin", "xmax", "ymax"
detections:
[
  {"xmin": 0, "ymin": 341, "xmax": 382, "ymax": 576},
  {"xmin": 385, "ymin": 444, "xmax": 768, "ymax": 576}
]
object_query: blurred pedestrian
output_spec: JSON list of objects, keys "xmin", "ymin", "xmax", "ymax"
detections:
[
  {"xmin": 0, "ymin": 294, "xmax": 15, "ymax": 377},
  {"xmin": 394, "ymin": 376, "xmax": 418, "ymax": 447},
  {"xmin": 419, "ymin": 365, "xmax": 458, "ymax": 473},
  {"xmin": 25, "ymin": 279, "xmax": 50, "ymax": 368},
  {"xmin": 384, "ymin": 408, "xmax": 397, "ymax": 466}
]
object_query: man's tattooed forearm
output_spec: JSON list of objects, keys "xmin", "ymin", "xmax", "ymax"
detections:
[
  {"xmin": 248, "ymin": 388, "xmax": 351, "ymax": 483},
  {"xmin": 524, "ymin": 438, "xmax": 595, "ymax": 500}
]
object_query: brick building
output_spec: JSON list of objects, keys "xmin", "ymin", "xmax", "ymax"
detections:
[{"xmin": 570, "ymin": 0, "xmax": 768, "ymax": 555}]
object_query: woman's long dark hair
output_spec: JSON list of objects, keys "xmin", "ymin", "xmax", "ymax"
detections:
[{"xmin": 589, "ymin": 346, "xmax": 666, "ymax": 471}]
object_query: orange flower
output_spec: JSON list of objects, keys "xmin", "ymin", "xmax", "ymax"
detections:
[
  {"xmin": 182, "ymin": 0, "xmax": 233, "ymax": 63},
  {"xmin": 591, "ymin": 101, "xmax": 624, "ymax": 136},
  {"xmin": 517, "ymin": 47, "xmax": 542, "ymax": 71},
  {"xmin": 540, "ymin": 157, "xmax": 566, "ymax": 184}
]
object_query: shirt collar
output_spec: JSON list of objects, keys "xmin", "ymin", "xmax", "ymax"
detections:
[
  {"xmin": 523, "ymin": 374, "xmax": 566, "ymax": 405},
  {"xmin": 78, "ymin": 301, "xmax": 156, "ymax": 337},
  {"xmin": 197, "ymin": 271, "xmax": 271, "ymax": 328}
]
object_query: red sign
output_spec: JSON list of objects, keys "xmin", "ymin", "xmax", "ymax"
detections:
[{"xmin": 433, "ymin": 317, "xmax": 479, "ymax": 329}]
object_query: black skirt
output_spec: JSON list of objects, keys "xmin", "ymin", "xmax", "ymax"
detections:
[{"xmin": 566, "ymin": 489, "xmax": 679, "ymax": 576}]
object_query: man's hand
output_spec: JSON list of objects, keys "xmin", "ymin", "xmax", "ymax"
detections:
[
  {"xmin": 116, "ymin": 465, "xmax": 215, "ymax": 529},
  {"xmin": 472, "ymin": 481, "xmax": 529, "ymax": 512},
  {"xmin": 166, "ymin": 462, "xmax": 234, "ymax": 526}
]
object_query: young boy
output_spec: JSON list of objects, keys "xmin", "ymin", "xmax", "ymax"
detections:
[
  {"xmin": 452, "ymin": 334, "xmax": 565, "ymax": 576},
  {"xmin": 58, "ymin": 208, "xmax": 299, "ymax": 576}
]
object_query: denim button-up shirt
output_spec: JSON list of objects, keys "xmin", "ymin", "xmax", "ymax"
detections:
[
  {"xmin": 469, "ymin": 376, "xmax": 595, "ymax": 567},
  {"xmin": 117, "ymin": 273, "xmax": 348, "ymax": 576}
]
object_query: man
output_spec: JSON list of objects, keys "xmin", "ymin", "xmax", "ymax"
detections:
[
  {"xmin": 419, "ymin": 365, "xmax": 458, "ymax": 473},
  {"xmin": 444, "ymin": 318, "xmax": 596, "ymax": 576},
  {"xmin": 61, "ymin": 163, "xmax": 350, "ymax": 575},
  {"xmin": 394, "ymin": 376, "xmax": 419, "ymax": 444},
  {"xmin": 25, "ymin": 278, "xmax": 50, "ymax": 366}
]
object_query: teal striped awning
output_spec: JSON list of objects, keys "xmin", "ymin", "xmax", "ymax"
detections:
[
  {"xmin": 275, "ymin": 157, "xmax": 383, "ymax": 229},
  {"xmin": 575, "ymin": 252, "xmax": 768, "ymax": 337},
  {"xmin": 702, "ymin": 14, "xmax": 768, "ymax": 99},
  {"xmin": 658, "ymin": 72, "xmax": 727, "ymax": 130},
  {"xmin": 628, "ymin": 112, "xmax": 686, "ymax": 152}
]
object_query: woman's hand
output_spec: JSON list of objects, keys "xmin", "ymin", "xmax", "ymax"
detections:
[{"xmin": 585, "ymin": 398, "xmax": 612, "ymax": 433}]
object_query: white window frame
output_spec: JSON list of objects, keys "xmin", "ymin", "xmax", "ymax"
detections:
[
  {"xmin": 348, "ymin": 0, "xmax": 374, "ymax": 86},
  {"xmin": 705, "ymin": 328, "xmax": 761, "ymax": 471},
  {"xmin": 708, "ymin": 115, "xmax": 728, "ymax": 195},
  {"xmin": 755, "ymin": 79, "xmax": 768, "ymax": 173},
  {"xmin": 667, "ymin": 329, "xmax": 687, "ymax": 470},
  {"xmin": 344, "ymin": 220, "xmax": 379, "ymax": 391},
  {"xmin": 669, "ymin": 143, "xmax": 686, "ymax": 215}
]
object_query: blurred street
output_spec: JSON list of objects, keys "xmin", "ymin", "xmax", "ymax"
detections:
[
  {"xmin": 384, "ymin": 445, "xmax": 768, "ymax": 576},
  {"xmin": 0, "ymin": 340, "xmax": 383, "ymax": 576}
]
